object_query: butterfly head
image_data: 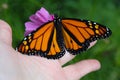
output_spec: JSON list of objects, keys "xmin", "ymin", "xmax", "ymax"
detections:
[
  {"xmin": 54, "ymin": 14, "xmax": 59, "ymax": 19},
  {"xmin": 54, "ymin": 14, "xmax": 61, "ymax": 23}
]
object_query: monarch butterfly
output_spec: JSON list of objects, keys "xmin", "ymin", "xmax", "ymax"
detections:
[{"xmin": 17, "ymin": 15, "xmax": 112, "ymax": 59}]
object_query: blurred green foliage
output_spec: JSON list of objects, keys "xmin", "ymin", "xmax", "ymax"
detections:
[{"xmin": 0, "ymin": 0, "xmax": 120, "ymax": 80}]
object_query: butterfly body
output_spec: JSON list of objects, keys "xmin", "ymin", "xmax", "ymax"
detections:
[{"xmin": 17, "ymin": 15, "xmax": 112, "ymax": 59}]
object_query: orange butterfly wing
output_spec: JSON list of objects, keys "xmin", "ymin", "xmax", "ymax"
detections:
[
  {"xmin": 17, "ymin": 21, "xmax": 65, "ymax": 59},
  {"xmin": 17, "ymin": 17, "xmax": 112, "ymax": 59},
  {"xmin": 61, "ymin": 19, "xmax": 111, "ymax": 54}
]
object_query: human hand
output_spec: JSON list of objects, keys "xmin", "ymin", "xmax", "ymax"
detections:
[{"xmin": 0, "ymin": 20, "xmax": 100, "ymax": 80}]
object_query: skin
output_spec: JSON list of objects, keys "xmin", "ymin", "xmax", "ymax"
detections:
[{"xmin": 0, "ymin": 20, "xmax": 100, "ymax": 80}]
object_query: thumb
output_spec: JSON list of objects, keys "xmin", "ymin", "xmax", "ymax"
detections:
[{"xmin": 0, "ymin": 20, "xmax": 12, "ymax": 46}]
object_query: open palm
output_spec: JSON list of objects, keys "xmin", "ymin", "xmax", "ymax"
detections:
[{"xmin": 0, "ymin": 20, "xmax": 100, "ymax": 80}]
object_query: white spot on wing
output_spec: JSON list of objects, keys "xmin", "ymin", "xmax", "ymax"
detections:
[{"xmin": 24, "ymin": 37, "xmax": 27, "ymax": 40}]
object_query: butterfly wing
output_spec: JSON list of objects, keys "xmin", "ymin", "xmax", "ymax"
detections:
[
  {"xmin": 61, "ymin": 18, "xmax": 112, "ymax": 55},
  {"xmin": 17, "ymin": 21, "xmax": 65, "ymax": 59},
  {"xmin": 17, "ymin": 17, "xmax": 112, "ymax": 59},
  {"xmin": 44, "ymin": 24, "xmax": 65, "ymax": 59}
]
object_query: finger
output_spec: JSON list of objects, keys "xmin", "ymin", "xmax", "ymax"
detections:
[
  {"xmin": 0, "ymin": 20, "xmax": 12, "ymax": 46},
  {"xmin": 59, "ymin": 41, "xmax": 97, "ymax": 65},
  {"xmin": 88, "ymin": 40, "xmax": 97, "ymax": 48},
  {"xmin": 63, "ymin": 59, "xmax": 101, "ymax": 80}
]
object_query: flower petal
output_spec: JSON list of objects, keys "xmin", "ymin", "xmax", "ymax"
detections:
[
  {"xmin": 24, "ymin": 7, "xmax": 54, "ymax": 36},
  {"xmin": 35, "ymin": 7, "xmax": 51, "ymax": 22},
  {"xmin": 25, "ymin": 22, "xmax": 41, "ymax": 36},
  {"xmin": 29, "ymin": 15, "xmax": 43, "ymax": 24}
]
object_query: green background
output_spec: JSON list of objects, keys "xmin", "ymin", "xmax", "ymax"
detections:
[{"xmin": 0, "ymin": 0, "xmax": 120, "ymax": 80}]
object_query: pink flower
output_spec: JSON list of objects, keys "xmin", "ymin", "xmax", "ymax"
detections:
[{"xmin": 25, "ymin": 7, "xmax": 54, "ymax": 36}]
